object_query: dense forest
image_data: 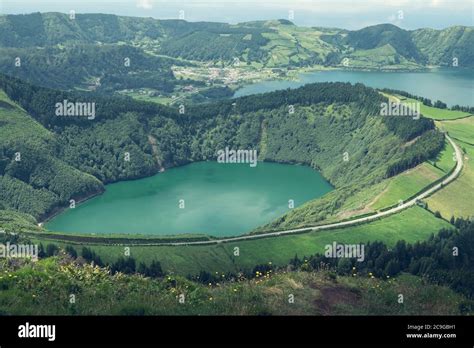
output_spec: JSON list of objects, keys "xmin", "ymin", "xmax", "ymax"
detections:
[
  {"xmin": 159, "ymin": 28, "xmax": 270, "ymax": 62},
  {"xmin": 0, "ymin": 44, "xmax": 186, "ymax": 92}
]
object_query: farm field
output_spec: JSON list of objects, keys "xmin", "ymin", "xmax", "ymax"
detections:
[
  {"xmin": 426, "ymin": 117, "xmax": 474, "ymax": 219},
  {"xmin": 369, "ymin": 139, "xmax": 454, "ymax": 210},
  {"xmin": 400, "ymin": 96, "xmax": 471, "ymax": 120},
  {"xmin": 329, "ymin": 136, "xmax": 454, "ymax": 220},
  {"xmin": 438, "ymin": 117, "xmax": 474, "ymax": 144}
]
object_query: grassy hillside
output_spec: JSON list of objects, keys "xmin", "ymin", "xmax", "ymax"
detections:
[
  {"xmin": 369, "ymin": 140, "xmax": 454, "ymax": 210},
  {"xmin": 399, "ymin": 96, "xmax": 471, "ymax": 120},
  {"xmin": 412, "ymin": 26, "xmax": 474, "ymax": 68},
  {"xmin": 345, "ymin": 24, "xmax": 423, "ymax": 62},
  {"xmin": 339, "ymin": 44, "xmax": 418, "ymax": 70},
  {"xmin": 0, "ymin": 216, "xmax": 474, "ymax": 315},
  {"xmin": 427, "ymin": 117, "xmax": 474, "ymax": 219},
  {"xmin": 0, "ymin": 210, "xmax": 40, "ymax": 232},
  {"xmin": 439, "ymin": 117, "xmax": 474, "ymax": 144},
  {"xmin": 3, "ymin": 212, "xmax": 473, "ymax": 316},
  {"xmin": 33, "ymin": 207, "xmax": 450, "ymax": 276},
  {"xmin": 0, "ymin": 255, "xmax": 469, "ymax": 315}
]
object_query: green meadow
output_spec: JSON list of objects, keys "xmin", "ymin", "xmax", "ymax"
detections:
[
  {"xmin": 402, "ymin": 96, "xmax": 471, "ymax": 120},
  {"xmin": 370, "ymin": 139, "xmax": 454, "ymax": 210},
  {"xmin": 427, "ymin": 117, "xmax": 474, "ymax": 219},
  {"xmin": 33, "ymin": 206, "xmax": 450, "ymax": 276}
]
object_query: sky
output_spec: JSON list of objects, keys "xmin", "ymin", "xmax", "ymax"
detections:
[{"xmin": 0, "ymin": 0, "xmax": 472, "ymax": 30}]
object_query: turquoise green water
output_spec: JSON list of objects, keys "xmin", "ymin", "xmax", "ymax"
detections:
[
  {"xmin": 46, "ymin": 162, "xmax": 333, "ymax": 236},
  {"xmin": 234, "ymin": 69, "xmax": 474, "ymax": 107}
]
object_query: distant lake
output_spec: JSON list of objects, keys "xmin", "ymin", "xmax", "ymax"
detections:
[
  {"xmin": 234, "ymin": 69, "xmax": 474, "ymax": 107},
  {"xmin": 46, "ymin": 162, "xmax": 333, "ymax": 237}
]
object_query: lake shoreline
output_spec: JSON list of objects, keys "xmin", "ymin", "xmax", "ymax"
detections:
[
  {"xmin": 45, "ymin": 161, "xmax": 333, "ymax": 237},
  {"xmin": 233, "ymin": 67, "xmax": 474, "ymax": 107}
]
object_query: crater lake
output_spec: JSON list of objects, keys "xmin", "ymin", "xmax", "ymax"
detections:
[{"xmin": 46, "ymin": 161, "xmax": 333, "ymax": 237}]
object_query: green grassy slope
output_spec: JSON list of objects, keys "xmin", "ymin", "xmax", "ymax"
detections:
[
  {"xmin": 411, "ymin": 26, "xmax": 474, "ymax": 68},
  {"xmin": 369, "ymin": 139, "xmax": 454, "ymax": 210},
  {"xmin": 37, "ymin": 207, "xmax": 450, "ymax": 276},
  {"xmin": 439, "ymin": 117, "xmax": 474, "ymax": 144},
  {"xmin": 427, "ymin": 117, "xmax": 474, "ymax": 218},
  {"xmin": 345, "ymin": 24, "xmax": 422, "ymax": 62},
  {"xmin": 0, "ymin": 210, "xmax": 40, "ymax": 232},
  {"xmin": 400, "ymin": 96, "xmax": 471, "ymax": 120},
  {"xmin": 0, "ymin": 90, "xmax": 55, "ymax": 144},
  {"xmin": 0, "ymin": 255, "xmax": 468, "ymax": 315}
]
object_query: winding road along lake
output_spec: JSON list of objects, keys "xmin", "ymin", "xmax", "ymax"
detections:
[
  {"xmin": 46, "ymin": 162, "xmax": 333, "ymax": 237},
  {"xmin": 235, "ymin": 69, "xmax": 474, "ymax": 107}
]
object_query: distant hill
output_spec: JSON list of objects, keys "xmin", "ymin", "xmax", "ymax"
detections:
[
  {"xmin": 412, "ymin": 26, "xmax": 474, "ymax": 67},
  {"xmin": 344, "ymin": 23, "xmax": 424, "ymax": 62},
  {"xmin": 0, "ymin": 13, "xmax": 471, "ymax": 85},
  {"xmin": 0, "ymin": 12, "xmax": 165, "ymax": 46},
  {"xmin": 0, "ymin": 44, "xmax": 180, "ymax": 91}
]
